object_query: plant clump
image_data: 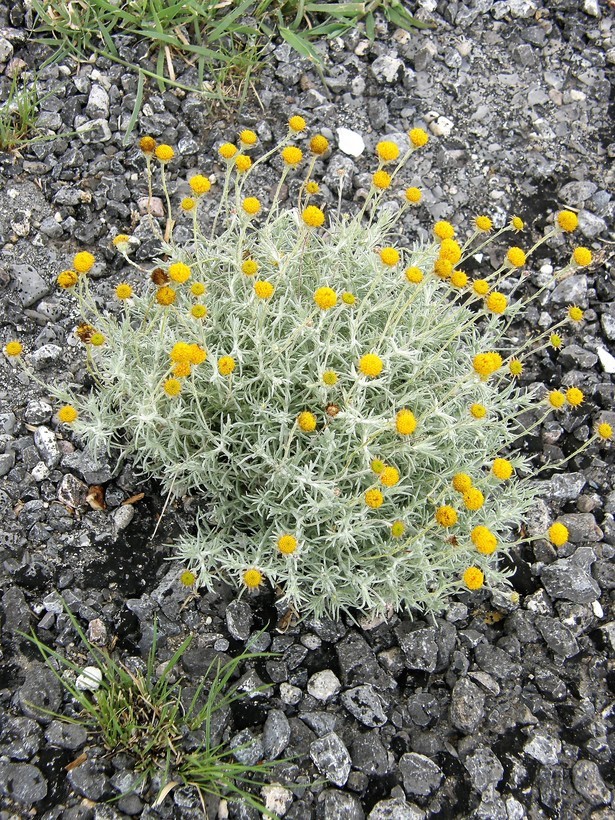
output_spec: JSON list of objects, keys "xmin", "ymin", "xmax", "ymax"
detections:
[{"xmin": 9, "ymin": 124, "xmax": 608, "ymax": 619}]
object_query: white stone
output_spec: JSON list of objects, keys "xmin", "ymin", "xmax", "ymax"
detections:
[
  {"xmin": 76, "ymin": 666, "xmax": 103, "ymax": 692},
  {"xmin": 279, "ymin": 683, "xmax": 302, "ymax": 705},
  {"xmin": 337, "ymin": 127, "xmax": 365, "ymax": 157},
  {"xmin": 592, "ymin": 600, "xmax": 603, "ymax": 618},
  {"xmin": 261, "ymin": 784, "xmax": 293, "ymax": 817},
  {"xmin": 307, "ymin": 669, "xmax": 341, "ymax": 701},
  {"xmin": 31, "ymin": 462, "xmax": 50, "ymax": 482},
  {"xmin": 583, "ymin": 0, "xmax": 600, "ymax": 16},
  {"xmin": 430, "ymin": 115, "xmax": 454, "ymax": 137},
  {"xmin": 597, "ymin": 346, "xmax": 615, "ymax": 374}
]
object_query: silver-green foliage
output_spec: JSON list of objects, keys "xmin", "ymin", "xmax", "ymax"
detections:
[{"xmin": 66, "ymin": 197, "xmax": 540, "ymax": 619}]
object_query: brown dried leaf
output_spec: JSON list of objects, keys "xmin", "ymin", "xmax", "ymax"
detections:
[{"xmin": 86, "ymin": 485, "xmax": 106, "ymax": 511}]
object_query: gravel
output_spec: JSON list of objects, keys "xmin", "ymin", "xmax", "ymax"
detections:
[{"xmin": 0, "ymin": 0, "xmax": 614, "ymax": 816}]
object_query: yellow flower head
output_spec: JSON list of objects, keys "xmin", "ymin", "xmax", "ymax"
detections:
[
  {"xmin": 180, "ymin": 570, "xmax": 196, "ymax": 587},
  {"xmin": 282, "ymin": 146, "xmax": 303, "ymax": 166},
  {"xmin": 359, "ymin": 353, "xmax": 383, "ymax": 378},
  {"xmin": 242, "ymin": 197, "xmax": 261, "ymax": 216},
  {"xmin": 439, "ymin": 239, "xmax": 462, "ymax": 264},
  {"xmin": 288, "ymin": 115, "xmax": 306, "ymax": 132},
  {"xmin": 169, "ymin": 262, "xmax": 191, "ymax": 284},
  {"xmin": 597, "ymin": 422, "xmax": 613, "ymax": 441},
  {"xmin": 57, "ymin": 405, "xmax": 78, "ymax": 424},
  {"xmin": 164, "ymin": 378, "xmax": 181, "ymax": 397},
  {"xmin": 568, "ymin": 305, "xmax": 584, "ymax": 323},
  {"xmin": 170, "ymin": 342, "xmax": 193, "ymax": 363},
  {"xmin": 380, "ymin": 247, "xmax": 400, "ymax": 267},
  {"xmin": 5, "ymin": 341, "xmax": 23, "ymax": 357},
  {"xmin": 463, "ymin": 488, "xmax": 485, "ymax": 511},
  {"xmin": 297, "ymin": 411, "xmax": 317, "ymax": 432},
  {"xmin": 507, "ymin": 247, "xmax": 526, "ymax": 267},
  {"xmin": 405, "ymin": 187, "xmax": 422, "ymax": 204},
  {"xmin": 278, "ymin": 534, "xmax": 298, "ymax": 555},
  {"xmin": 463, "ymin": 567, "xmax": 484, "ymax": 590},
  {"xmin": 396, "ymin": 409, "xmax": 417, "ymax": 435},
  {"xmin": 550, "ymin": 333, "xmax": 563, "ymax": 349},
  {"xmin": 188, "ymin": 344, "xmax": 207, "ymax": 365},
  {"xmin": 156, "ymin": 287, "xmax": 176, "ymax": 306},
  {"xmin": 405, "ymin": 267, "xmax": 424, "ymax": 284},
  {"xmin": 243, "ymin": 568, "xmax": 263, "ymax": 588},
  {"xmin": 322, "ymin": 370, "xmax": 338, "ymax": 386},
  {"xmin": 342, "ymin": 291, "xmax": 356, "ymax": 305},
  {"xmin": 306, "ymin": 180, "xmax": 320, "ymax": 195},
  {"xmin": 372, "ymin": 170, "xmax": 392, "ymax": 190},
  {"xmin": 314, "ymin": 286, "xmax": 337, "ymax": 310},
  {"xmin": 371, "ymin": 459, "xmax": 385, "ymax": 474},
  {"xmin": 450, "ymin": 270, "xmax": 468, "ymax": 288},
  {"xmin": 173, "ymin": 361, "xmax": 191, "ymax": 377},
  {"xmin": 492, "ymin": 458, "xmax": 513, "ymax": 480},
  {"xmin": 189, "ymin": 175, "xmax": 211, "ymax": 196},
  {"xmin": 242, "ymin": 259, "xmax": 259, "ymax": 277},
  {"xmin": 472, "ymin": 279, "xmax": 490, "ymax": 296},
  {"xmin": 572, "ymin": 247, "xmax": 592, "ymax": 267},
  {"xmin": 475, "ymin": 215, "xmax": 492, "ymax": 232},
  {"xmin": 191, "ymin": 282, "xmax": 206, "ymax": 296},
  {"xmin": 473, "ymin": 353, "xmax": 500, "ymax": 378},
  {"xmin": 470, "ymin": 403, "xmax": 487, "ymax": 419},
  {"xmin": 511, "ymin": 215, "xmax": 524, "ymax": 231},
  {"xmin": 365, "ymin": 488, "xmax": 384, "ymax": 509},
  {"xmin": 90, "ymin": 332, "xmax": 105, "ymax": 346},
  {"xmin": 181, "ymin": 197, "xmax": 196, "ymax": 212},
  {"xmin": 115, "ymin": 283, "xmax": 133, "ymax": 300},
  {"xmin": 190, "ymin": 304, "xmax": 207, "ymax": 320},
  {"xmin": 302, "ymin": 205, "xmax": 325, "ymax": 228},
  {"xmin": 408, "ymin": 128, "xmax": 428, "ymax": 147},
  {"xmin": 434, "ymin": 221, "xmax": 455, "ymax": 241},
  {"xmin": 548, "ymin": 389, "xmax": 566, "ymax": 409},
  {"xmin": 452, "ymin": 473, "xmax": 473, "ymax": 493},
  {"xmin": 112, "ymin": 234, "xmax": 131, "ymax": 252},
  {"xmin": 218, "ymin": 356, "xmax": 236, "ymax": 376},
  {"xmin": 557, "ymin": 210, "xmax": 578, "ymax": 232},
  {"xmin": 73, "ymin": 251, "xmax": 95, "ymax": 274},
  {"xmin": 548, "ymin": 522, "xmax": 568, "ymax": 547},
  {"xmin": 391, "ymin": 521, "xmax": 406, "ymax": 538},
  {"xmin": 380, "ymin": 466, "xmax": 400, "ymax": 487},
  {"xmin": 139, "ymin": 135, "xmax": 156, "ymax": 154},
  {"xmin": 155, "ymin": 144, "xmax": 174, "ymax": 163},
  {"xmin": 254, "ymin": 280, "xmax": 274, "ymax": 300},
  {"xmin": 486, "ymin": 291, "xmax": 507, "ymax": 314},
  {"xmin": 57, "ymin": 270, "xmax": 78, "ymax": 289},
  {"xmin": 376, "ymin": 140, "xmax": 400, "ymax": 163},
  {"xmin": 235, "ymin": 155, "xmax": 252, "ymax": 173},
  {"xmin": 239, "ymin": 129, "xmax": 258, "ymax": 147},
  {"xmin": 566, "ymin": 386, "xmax": 584, "ymax": 407},
  {"xmin": 471, "ymin": 526, "xmax": 497, "ymax": 556},
  {"xmin": 509, "ymin": 358, "xmax": 523, "ymax": 377},
  {"xmin": 436, "ymin": 505, "xmax": 458, "ymax": 527},
  {"xmin": 434, "ymin": 258, "xmax": 453, "ymax": 279},
  {"xmin": 310, "ymin": 134, "xmax": 329, "ymax": 155},
  {"xmin": 219, "ymin": 143, "xmax": 237, "ymax": 160}
]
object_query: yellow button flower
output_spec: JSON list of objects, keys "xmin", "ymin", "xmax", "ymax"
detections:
[
  {"xmin": 376, "ymin": 140, "xmax": 400, "ymax": 163},
  {"xmin": 463, "ymin": 567, "xmax": 484, "ymax": 590},
  {"xmin": 396, "ymin": 409, "xmax": 417, "ymax": 435},
  {"xmin": 548, "ymin": 522, "xmax": 568, "ymax": 547},
  {"xmin": 314, "ymin": 287, "xmax": 337, "ymax": 310},
  {"xmin": 359, "ymin": 353, "xmax": 383, "ymax": 378},
  {"xmin": 302, "ymin": 205, "xmax": 325, "ymax": 228},
  {"xmin": 73, "ymin": 251, "xmax": 95, "ymax": 274},
  {"xmin": 155, "ymin": 144, "xmax": 174, "ymax": 162},
  {"xmin": 297, "ymin": 411, "xmax": 317, "ymax": 432}
]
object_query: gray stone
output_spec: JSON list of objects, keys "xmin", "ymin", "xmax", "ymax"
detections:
[
  {"xmin": 474, "ymin": 643, "xmax": 519, "ymax": 680},
  {"xmin": 450, "ymin": 677, "xmax": 485, "ymax": 734},
  {"xmin": 67, "ymin": 760, "xmax": 109, "ymax": 800},
  {"xmin": 77, "ymin": 118, "xmax": 112, "ymax": 143},
  {"xmin": 13, "ymin": 263, "xmax": 50, "ymax": 307},
  {"xmin": 0, "ymin": 761, "xmax": 47, "ymax": 804},
  {"xmin": 27, "ymin": 344, "xmax": 63, "ymax": 367},
  {"xmin": 535, "ymin": 616, "xmax": 579, "ymax": 658},
  {"xmin": 45, "ymin": 719, "xmax": 88, "ymax": 750},
  {"xmin": 578, "ymin": 210, "xmax": 607, "ymax": 238},
  {"xmin": 399, "ymin": 753, "xmax": 443, "ymax": 797},
  {"xmin": 370, "ymin": 55, "xmax": 403, "ymax": 84},
  {"xmin": 336, "ymin": 631, "xmax": 392, "ymax": 690},
  {"xmin": 62, "ymin": 449, "xmax": 115, "ymax": 484},
  {"xmin": 368, "ymin": 797, "xmax": 424, "ymax": 820},
  {"xmin": 0, "ymin": 451, "xmax": 15, "ymax": 476},
  {"xmin": 559, "ymin": 345, "xmax": 598, "ymax": 369},
  {"xmin": 572, "ymin": 759, "xmax": 612, "ymax": 805},
  {"xmin": 112, "ymin": 504, "xmax": 134, "ymax": 533},
  {"xmin": 557, "ymin": 513, "xmax": 602, "ymax": 543},
  {"xmin": 321, "ymin": 790, "xmax": 365, "ymax": 820},
  {"xmin": 341, "ymin": 685, "xmax": 387, "ymax": 727},
  {"xmin": 463, "ymin": 747, "xmax": 504, "ymax": 793},
  {"xmin": 601, "ymin": 312, "xmax": 615, "ymax": 341},
  {"xmin": 57, "ymin": 473, "xmax": 89, "ymax": 508},
  {"xmin": 230, "ymin": 729, "xmax": 264, "ymax": 766},
  {"xmin": 0, "ymin": 716, "xmax": 41, "ymax": 760},
  {"xmin": 541, "ymin": 558, "xmax": 601, "ymax": 604},
  {"xmin": 224, "ymin": 599, "xmax": 253, "ymax": 641},
  {"xmin": 395, "ymin": 625, "xmax": 438, "ymax": 672},
  {"xmin": 0, "ymin": 36, "xmax": 14, "ymax": 62},
  {"xmin": 351, "ymin": 732, "xmax": 389, "ymax": 777},
  {"xmin": 537, "ymin": 472, "xmax": 586, "ymax": 502},
  {"xmin": 86, "ymin": 84, "xmax": 110, "ymax": 119},
  {"xmin": 307, "ymin": 669, "xmax": 341, "ymax": 702},
  {"xmin": 559, "ymin": 180, "xmax": 598, "ymax": 204},
  {"xmin": 262, "ymin": 709, "xmax": 290, "ymax": 759},
  {"xmin": 261, "ymin": 784, "xmax": 293, "ymax": 817},
  {"xmin": 24, "ymin": 399, "xmax": 53, "ymax": 425},
  {"xmin": 2, "ymin": 586, "xmax": 31, "ymax": 636},
  {"xmin": 0, "ymin": 411, "xmax": 16, "ymax": 434},
  {"xmin": 18, "ymin": 662, "xmax": 62, "ymax": 723},
  {"xmin": 309, "ymin": 732, "xmax": 352, "ymax": 787},
  {"xmin": 34, "ymin": 426, "xmax": 60, "ymax": 468},
  {"xmin": 550, "ymin": 275, "xmax": 587, "ymax": 306},
  {"xmin": 524, "ymin": 733, "xmax": 561, "ymax": 765}
]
